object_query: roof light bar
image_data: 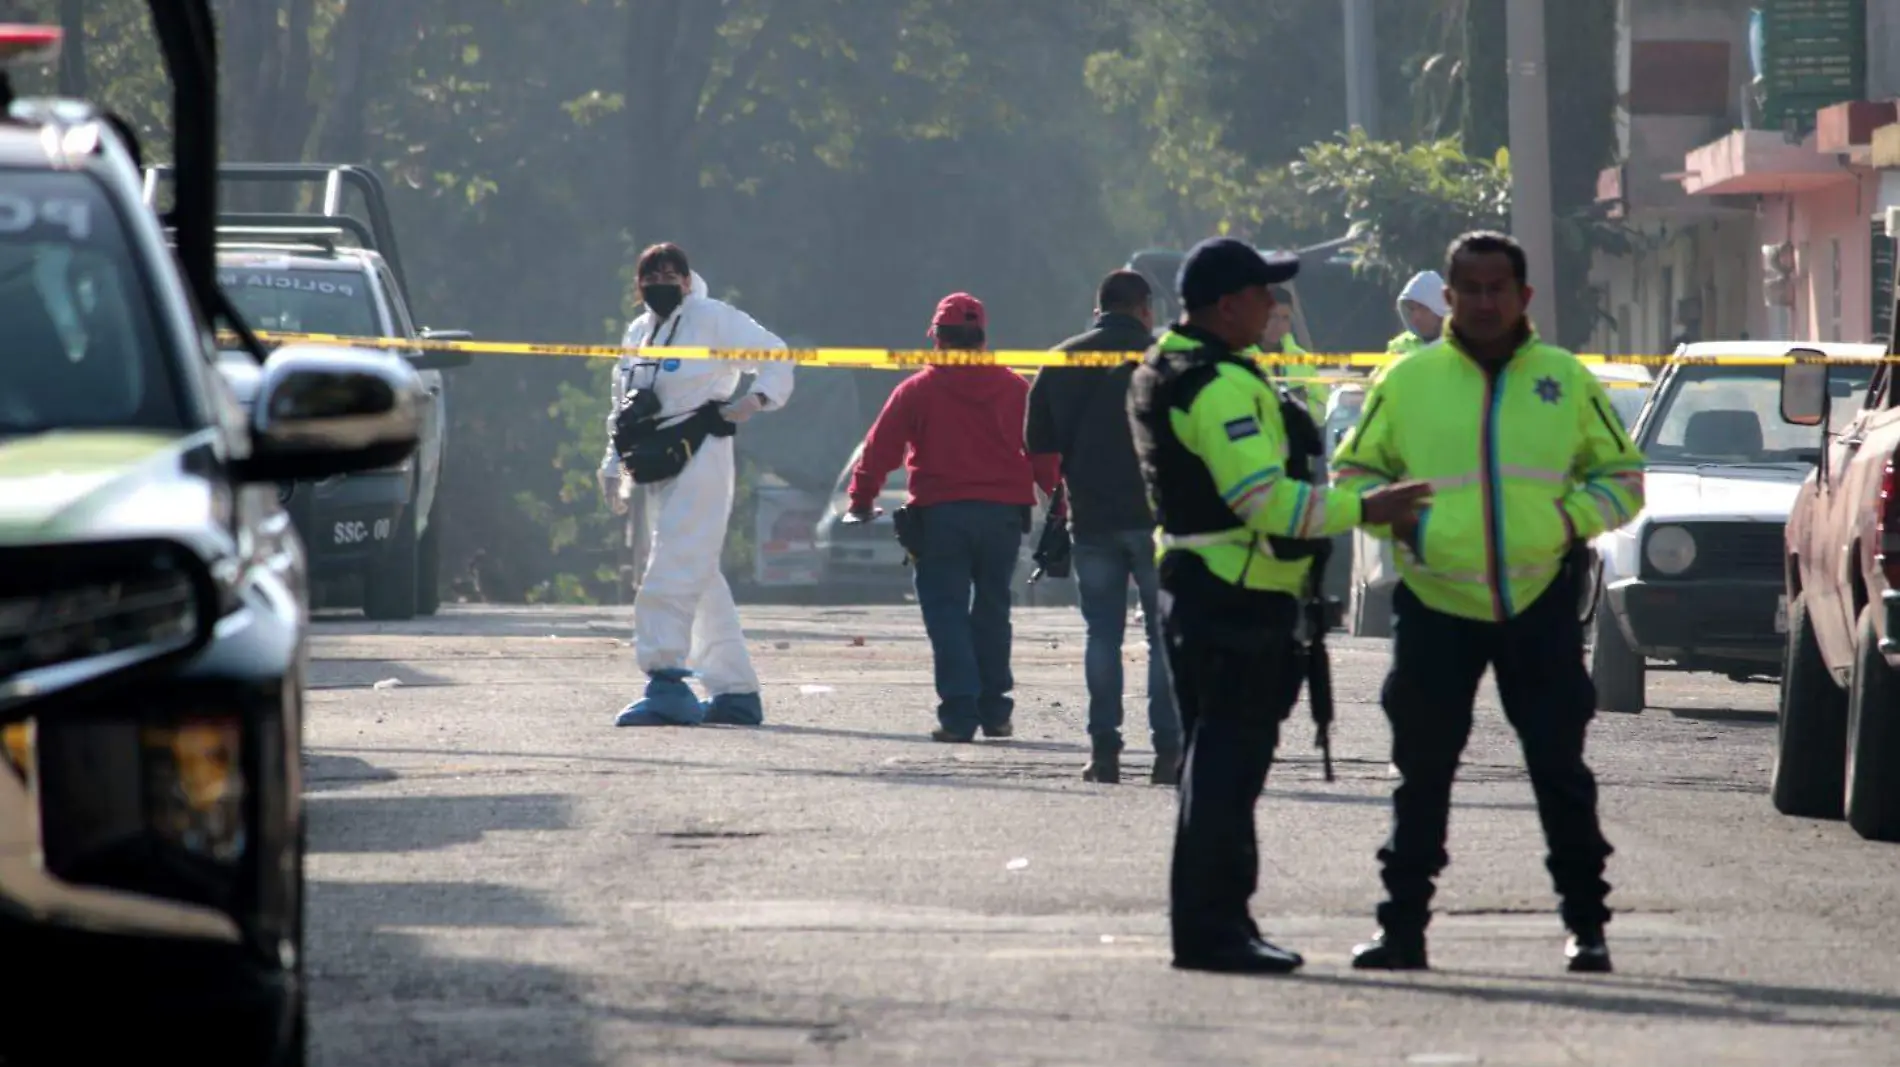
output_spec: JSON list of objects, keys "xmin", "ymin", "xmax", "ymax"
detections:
[{"xmin": 0, "ymin": 25, "xmax": 61, "ymax": 67}]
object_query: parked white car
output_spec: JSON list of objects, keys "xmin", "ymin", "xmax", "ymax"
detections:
[
  {"xmin": 811, "ymin": 441, "xmax": 1065, "ymax": 605},
  {"xmin": 1345, "ymin": 360, "xmax": 1654, "ymax": 638},
  {"xmin": 1586, "ymin": 341, "xmax": 1880, "ymax": 712}
]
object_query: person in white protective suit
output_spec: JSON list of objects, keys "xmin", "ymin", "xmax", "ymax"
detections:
[{"xmin": 596, "ymin": 242, "xmax": 794, "ymax": 727}]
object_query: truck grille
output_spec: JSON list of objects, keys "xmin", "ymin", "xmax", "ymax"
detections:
[{"xmin": 1676, "ymin": 521, "xmax": 1784, "ymax": 581}]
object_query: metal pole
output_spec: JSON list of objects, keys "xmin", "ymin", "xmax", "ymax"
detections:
[
  {"xmin": 1343, "ymin": 0, "xmax": 1380, "ymax": 138},
  {"xmin": 1507, "ymin": 0, "xmax": 1560, "ymax": 338}
]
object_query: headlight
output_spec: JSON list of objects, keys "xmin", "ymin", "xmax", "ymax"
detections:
[
  {"xmin": 0, "ymin": 568, "xmax": 199, "ymax": 679},
  {"xmin": 1645, "ymin": 524, "xmax": 1697, "ymax": 576},
  {"xmin": 142, "ymin": 717, "xmax": 247, "ymax": 863},
  {"xmin": 28, "ymin": 712, "xmax": 249, "ymax": 912}
]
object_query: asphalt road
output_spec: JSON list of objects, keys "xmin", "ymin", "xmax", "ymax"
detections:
[{"xmin": 304, "ymin": 603, "xmax": 1900, "ymax": 1067}]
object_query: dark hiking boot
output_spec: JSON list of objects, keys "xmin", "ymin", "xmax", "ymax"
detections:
[
  {"xmin": 1172, "ymin": 936, "xmax": 1305, "ymax": 974},
  {"xmin": 1151, "ymin": 748, "xmax": 1182, "ymax": 786},
  {"xmin": 1082, "ymin": 739, "xmax": 1121, "ymax": 783},
  {"xmin": 1565, "ymin": 930, "xmax": 1612, "ymax": 973},
  {"xmin": 1351, "ymin": 928, "xmax": 1430, "ymax": 970}
]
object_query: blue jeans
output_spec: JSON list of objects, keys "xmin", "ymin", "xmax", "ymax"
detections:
[
  {"xmin": 1074, "ymin": 529, "xmax": 1180, "ymax": 752},
  {"xmin": 911, "ymin": 501, "xmax": 1025, "ymax": 734}
]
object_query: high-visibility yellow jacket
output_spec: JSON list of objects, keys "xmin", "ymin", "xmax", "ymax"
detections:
[
  {"xmin": 1244, "ymin": 335, "xmax": 1329, "ymax": 412},
  {"xmin": 1371, "ymin": 331, "xmax": 1435, "ymax": 386},
  {"xmin": 1131, "ymin": 327, "xmax": 1364, "ymax": 595},
  {"xmin": 1277, "ymin": 335, "xmax": 1329, "ymax": 411},
  {"xmin": 1386, "ymin": 330, "xmax": 1432, "ymax": 356},
  {"xmin": 1331, "ymin": 330, "xmax": 1646, "ymax": 622}
]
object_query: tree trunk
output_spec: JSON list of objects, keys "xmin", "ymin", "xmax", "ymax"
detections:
[
  {"xmin": 623, "ymin": 0, "xmax": 728, "ymax": 254},
  {"xmin": 1461, "ymin": 0, "xmax": 1508, "ymax": 159},
  {"xmin": 57, "ymin": 0, "xmax": 86, "ymax": 99},
  {"xmin": 313, "ymin": 0, "xmax": 398, "ymax": 163}
]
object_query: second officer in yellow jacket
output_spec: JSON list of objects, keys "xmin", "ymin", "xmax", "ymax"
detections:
[
  {"xmin": 1333, "ymin": 231, "xmax": 1646, "ymax": 974},
  {"xmin": 1129, "ymin": 238, "xmax": 1431, "ymax": 974}
]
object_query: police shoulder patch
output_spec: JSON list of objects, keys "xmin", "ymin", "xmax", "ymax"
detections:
[{"xmin": 1223, "ymin": 416, "xmax": 1260, "ymax": 441}]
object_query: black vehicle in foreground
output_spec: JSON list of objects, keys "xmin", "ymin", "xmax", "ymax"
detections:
[{"xmin": 1, "ymin": 12, "xmax": 423, "ymax": 1066}]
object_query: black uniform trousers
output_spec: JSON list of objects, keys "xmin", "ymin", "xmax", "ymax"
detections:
[
  {"xmin": 1377, "ymin": 564, "xmax": 1615, "ymax": 936},
  {"xmin": 1158, "ymin": 552, "xmax": 1304, "ymax": 953}
]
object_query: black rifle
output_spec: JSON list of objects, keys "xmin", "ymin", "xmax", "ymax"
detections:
[
  {"xmin": 1303, "ymin": 538, "xmax": 1336, "ymax": 782},
  {"xmin": 1029, "ymin": 485, "xmax": 1072, "ymax": 583}
]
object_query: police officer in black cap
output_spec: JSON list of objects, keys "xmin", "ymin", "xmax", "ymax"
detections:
[{"xmin": 1128, "ymin": 238, "xmax": 1431, "ymax": 974}]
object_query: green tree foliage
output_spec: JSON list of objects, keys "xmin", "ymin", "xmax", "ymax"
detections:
[
  {"xmin": 26, "ymin": 0, "xmax": 1621, "ymax": 601},
  {"xmin": 1291, "ymin": 132, "xmax": 1510, "ymax": 287}
]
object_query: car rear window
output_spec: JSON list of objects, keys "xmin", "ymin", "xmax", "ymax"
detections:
[{"xmin": 218, "ymin": 262, "xmax": 380, "ymax": 337}]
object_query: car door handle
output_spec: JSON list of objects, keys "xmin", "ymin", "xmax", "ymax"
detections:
[{"xmin": 1844, "ymin": 436, "xmax": 1865, "ymax": 448}]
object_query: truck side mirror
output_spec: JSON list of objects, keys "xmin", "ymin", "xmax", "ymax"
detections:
[{"xmin": 1779, "ymin": 352, "xmax": 1830, "ymax": 428}]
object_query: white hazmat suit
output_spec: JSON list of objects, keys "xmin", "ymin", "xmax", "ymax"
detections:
[{"xmin": 600, "ymin": 270, "xmax": 793, "ymax": 725}]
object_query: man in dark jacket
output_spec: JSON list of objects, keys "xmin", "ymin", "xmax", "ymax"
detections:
[
  {"xmin": 846, "ymin": 293, "xmax": 1062, "ymax": 743},
  {"xmin": 1026, "ymin": 270, "xmax": 1183, "ymax": 785}
]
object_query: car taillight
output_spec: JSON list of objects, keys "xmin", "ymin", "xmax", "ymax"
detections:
[{"xmin": 1878, "ymin": 453, "xmax": 1900, "ymax": 589}]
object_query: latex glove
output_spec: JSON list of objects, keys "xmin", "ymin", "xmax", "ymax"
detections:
[
  {"xmin": 598, "ymin": 468, "xmax": 629, "ymax": 515},
  {"xmin": 722, "ymin": 393, "xmax": 767, "ymax": 424},
  {"xmin": 840, "ymin": 506, "xmax": 883, "ymax": 525}
]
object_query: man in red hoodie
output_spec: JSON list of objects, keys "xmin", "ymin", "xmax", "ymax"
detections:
[{"xmin": 844, "ymin": 293, "xmax": 1062, "ymax": 742}]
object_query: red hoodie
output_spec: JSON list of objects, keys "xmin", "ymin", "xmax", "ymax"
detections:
[{"xmin": 849, "ymin": 365, "xmax": 1061, "ymax": 510}]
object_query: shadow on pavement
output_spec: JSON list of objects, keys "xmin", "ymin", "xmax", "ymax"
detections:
[
  {"xmin": 308, "ymin": 878, "xmax": 601, "ymax": 1066},
  {"xmin": 1658, "ymin": 705, "xmax": 1777, "ymax": 727},
  {"xmin": 1287, "ymin": 968, "xmax": 1900, "ymax": 1026},
  {"xmin": 306, "ymin": 792, "xmax": 574, "ymax": 854},
  {"xmin": 308, "ymin": 658, "xmax": 458, "ymax": 691},
  {"xmin": 305, "ymin": 752, "xmax": 401, "ymax": 793},
  {"xmin": 758, "ymin": 721, "xmax": 1082, "ymax": 753},
  {"xmin": 1265, "ymin": 788, "xmax": 1536, "ymax": 812}
]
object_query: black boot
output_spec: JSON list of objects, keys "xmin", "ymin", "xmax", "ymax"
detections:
[
  {"xmin": 1565, "ymin": 929, "xmax": 1612, "ymax": 973},
  {"xmin": 1173, "ymin": 936, "xmax": 1305, "ymax": 974},
  {"xmin": 1151, "ymin": 746, "xmax": 1181, "ymax": 786},
  {"xmin": 1083, "ymin": 738, "xmax": 1121, "ymax": 783},
  {"xmin": 1350, "ymin": 927, "xmax": 1429, "ymax": 970}
]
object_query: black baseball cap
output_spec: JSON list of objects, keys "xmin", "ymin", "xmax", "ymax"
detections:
[{"xmin": 1177, "ymin": 237, "xmax": 1300, "ymax": 311}]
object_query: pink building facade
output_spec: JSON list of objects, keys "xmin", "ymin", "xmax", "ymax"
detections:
[{"xmin": 1681, "ymin": 101, "xmax": 1899, "ymax": 344}]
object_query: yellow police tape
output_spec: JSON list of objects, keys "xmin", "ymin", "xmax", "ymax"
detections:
[{"xmin": 219, "ymin": 328, "xmax": 1895, "ymax": 381}]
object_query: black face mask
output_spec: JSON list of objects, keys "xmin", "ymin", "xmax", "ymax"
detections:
[{"xmin": 642, "ymin": 282, "xmax": 683, "ymax": 318}]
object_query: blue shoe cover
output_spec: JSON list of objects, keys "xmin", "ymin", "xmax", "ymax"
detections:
[
  {"xmin": 701, "ymin": 691, "xmax": 764, "ymax": 726},
  {"xmin": 615, "ymin": 669, "xmax": 705, "ymax": 726}
]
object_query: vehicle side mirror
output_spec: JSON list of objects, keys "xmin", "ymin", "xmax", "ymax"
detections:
[
  {"xmin": 1779, "ymin": 353, "xmax": 1831, "ymax": 427},
  {"xmin": 235, "ymin": 344, "xmax": 423, "ymax": 484},
  {"xmin": 410, "ymin": 328, "xmax": 474, "ymax": 370}
]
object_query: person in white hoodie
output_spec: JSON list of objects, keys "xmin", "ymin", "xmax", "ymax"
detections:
[
  {"xmin": 1385, "ymin": 270, "xmax": 1448, "ymax": 357},
  {"xmin": 598, "ymin": 242, "xmax": 794, "ymax": 727}
]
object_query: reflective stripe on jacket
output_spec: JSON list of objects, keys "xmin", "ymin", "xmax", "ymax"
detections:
[
  {"xmin": 1331, "ymin": 331, "xmax": 1645, "ymax": 622},
  {"xmin": 1143, "ymin": 329, "xmax": 1363, "ymax": 594}
]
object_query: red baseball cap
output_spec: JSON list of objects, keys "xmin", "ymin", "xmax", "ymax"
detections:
[{"xmin": 929, "ymin": 292, "xmax": 987, "ymax": 336}]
